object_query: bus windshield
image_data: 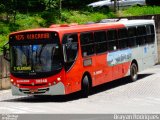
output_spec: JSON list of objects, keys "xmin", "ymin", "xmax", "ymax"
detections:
[{"xmin": 10, "ymin": 44, "xmax": 62, "ymax": 75}]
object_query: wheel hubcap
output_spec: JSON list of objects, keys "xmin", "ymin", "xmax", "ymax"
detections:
[{"xmin": 132, "ymin": 65, "xmax": 137, "ymax": 80}]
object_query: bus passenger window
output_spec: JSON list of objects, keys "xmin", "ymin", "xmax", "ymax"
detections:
[
  {"xmin": 80, "ymin": 32, "xmax": 94, "ymax": 57},
  {"xmin": 62, "ymin": 34, "xmax": 78, "ymax": 62},
  {"xmin": 118, "ymin": 28, "xmax": 128, "ymax": 49},
  {"xmin": 137, "ymin": 26, "xmax": 146, "ymax": 45},
  {"xmin": 80, "ymin": 32, "xmax": 94, "ymax": 45},
  {"xmin": 128, "ymin": 27, "xmax": 137, "ymax": 47},
  {"xmin": 107, "ymin": 30, "xmax": 118, "ymax": 51},
  {"xmin": 146, "ymin": 25, "xmax": 155, "ymax": 44},
  {"xmin": 94, "ymin": 31, "xmax": 107, "ymax": 53}
]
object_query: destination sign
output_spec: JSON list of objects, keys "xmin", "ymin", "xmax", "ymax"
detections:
[
  {"xmin": 14, "ymin": 66, "xmax": 31, "ymax": 71},
  {"xmin": 14, "ymin": 33, "xmax": 50, "ymax": 41},
  {"xmin": 10, "ymin": 32, "xmax": 58, "ymax": 41},
  {"xmin": 9, "ymin": 32, "xmax": 59, "ymax": 44}
]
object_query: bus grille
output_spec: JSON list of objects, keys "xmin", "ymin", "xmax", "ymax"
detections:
[
  {"xmin": 20, "ymin": 83, "xmax": 47, "ymax": 87},
  {"xmin": 19, "ymin": 88, "xmax": 49, "ymax": 94}
]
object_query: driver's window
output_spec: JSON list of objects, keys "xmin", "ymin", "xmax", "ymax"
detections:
[{"xmin": 62, "ymin": 34, "xmax": 78, "ymax": 62}]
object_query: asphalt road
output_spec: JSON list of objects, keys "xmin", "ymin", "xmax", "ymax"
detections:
[{"xmin": 0, "ymin": 65, "xmax": 160, "ymax": 114}]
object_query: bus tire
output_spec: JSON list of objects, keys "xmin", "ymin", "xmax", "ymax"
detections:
[
  {"xmin": 130, "ymin": 63, "xmax": 138, "ymax": 82},
  {"xmin": 81, "ymin": 75, "xmax": 90, "ymax": 98}
]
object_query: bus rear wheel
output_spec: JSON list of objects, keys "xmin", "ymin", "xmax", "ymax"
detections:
[
  {"xmin": 81, "ymin": 75, "xmax": 90, "ymax": 98},
  {"xmin": 130, "ymin": 63, "xmax": 138, "ymax": 82}
]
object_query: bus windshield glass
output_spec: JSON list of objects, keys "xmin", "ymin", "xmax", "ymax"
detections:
[{"xmin": 11, "ymin": 44, "xmax": 62, "ymax": 74}]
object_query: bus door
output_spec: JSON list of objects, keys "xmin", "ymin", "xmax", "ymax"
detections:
[
  {"xmin": 137, "ymin": 26, "xmax": 148, "ymax": 69},
  {"xmin": 62, "ymin": 33, "xmax": 80, "ymax": 92},
  {"xmin": 142, "ymin": 25, "xmax": 156, "ymax": 68},
  {"xmin": 136, "ymin": 25, "xmax": 154, "ymax": 69}
]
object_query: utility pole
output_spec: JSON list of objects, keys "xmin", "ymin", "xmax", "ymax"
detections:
[
  {"xmin": 59, "ymin": 0, "xmax": 62, "ymax": 19},
  {"xmin": 114, "ymin": 0, "xmax": 117, "ymax": 12},
  {"xmin": 13, "ymin": 0, "xmax": 17, "ymax": 24}
]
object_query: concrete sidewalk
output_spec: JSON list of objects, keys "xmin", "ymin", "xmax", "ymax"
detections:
[{"xmin": 0, "ymin": 89, "xmax": 10, "ymax": 94}]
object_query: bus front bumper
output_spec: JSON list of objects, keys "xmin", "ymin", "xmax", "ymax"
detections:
[{"xmin": 11, "ymin": 82, "xmax": 65, "ymax": 96}]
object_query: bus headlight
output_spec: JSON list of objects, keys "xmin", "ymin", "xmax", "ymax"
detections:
[
  {"xmin": 57, "ymin": 77, "xmax": 61, "ymax": 81},
  {"xmin": 53, "ymin": 82, "xmax": 56, "ymax": 85},
  {"xmin": 10, "ymin": 79, "xmax": 14, "ymax": 82},
  {"xmin": 48, "ymin": 83, "xmax": 52, "ymax": 86}
]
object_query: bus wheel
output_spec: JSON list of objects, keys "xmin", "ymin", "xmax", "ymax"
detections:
[
  {"xmin": 81, "ymin": 75, "xmax": 90, "ymax": 98},
  {"xmin": 130, "ymin": 63, "xmax": 138, "ymax": 82}
]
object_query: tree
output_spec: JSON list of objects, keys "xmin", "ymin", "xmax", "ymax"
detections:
[
  {"xmin": 0, "ymin": 0, "xmax": 16, "ymax": 22},
  {"xmin": 114, "ymin": 0, "xmax": 117, "ymax": 12},
  {"xmin": 44, "ymin": 0, "xmax": 62, "ymax": 19},
  {"xmin": 62, "ymin": 0, "xmax": 98, "ymax": 9},
  {"xmin": 146, "ymin": 0, "xmax": 160, "ymax": 5},
  {"xmin": 15, "ymin": 0, "xmax": 45, "ymax": 12}
]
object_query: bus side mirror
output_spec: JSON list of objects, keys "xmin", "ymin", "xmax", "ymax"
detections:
[
  {"xmin": 62, "ymin": 44, "xmax": 67, "ymax": 63},
  {"xmin": 3, "ymin": 42, "xmax": 10, "ymax": 61}
]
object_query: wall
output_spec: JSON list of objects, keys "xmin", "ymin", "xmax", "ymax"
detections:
[{"xmin": 0, "ymin": 55, "xmax": 10, "ymax": 90}]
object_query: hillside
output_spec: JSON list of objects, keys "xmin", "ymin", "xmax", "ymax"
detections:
[{"xmin": 1, "ymin": 5, "xmax": 160, "ymax": 49}]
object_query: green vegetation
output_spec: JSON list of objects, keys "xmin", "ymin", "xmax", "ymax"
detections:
[
  {"xmin": 118, "ymin": 6, "xmax": 160, "ymax": 17},
  {"xmin": 1, "ymin": 5, "xmax": 160, "ymax": 50},
  {"xmin": 0, "ymin": 13, "xmax": 46, "ymax": 49},
  {"xmin": 0, "ymin": 8, "xmax": 115, "ymax": 49},
  {"xmin": 58, "ymin": 10, "xmax": 115, "ymax": 24}
]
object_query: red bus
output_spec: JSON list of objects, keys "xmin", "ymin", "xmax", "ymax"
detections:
[{"xmin": 3, "ymin": 19, "xmax": 158, "ymax": 97}]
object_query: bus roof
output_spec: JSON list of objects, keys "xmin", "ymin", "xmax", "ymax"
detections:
[
  {"xmin": 10, "ymin": 19, "xmax": 154, "ymax": 35},
  {"xmin": 118, "ymin": 19, "xmax": 154, "ymax": 27}
]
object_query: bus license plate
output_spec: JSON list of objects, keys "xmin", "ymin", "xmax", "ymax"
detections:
[{"xmin": 30, "ymin": 89, "xmax": 38, "ymax": 93}]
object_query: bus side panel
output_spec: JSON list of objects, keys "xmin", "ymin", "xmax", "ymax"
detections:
[
  {"xmin": 92, "ymin": 51, "xmax": 131, "ymax": 86},
  {"xmin": 131, "ymin": 44, "xmax": 157, "ymax": 73},
  {"xmin": 142, "ymin": 44, "xmax": 157, "ymax": 69},
  {"xmin": 93, "ymin": 53, "xmax": 130, "ymax": 85},
  {"xmin": 106, "ymin": 49, "xmax": 132, "ymax": 82},
  {"xmin": 94, "ymin": 54, "xmax": 112, "ymax": 85},
  {"xmin": 64, "ymin": 53, "xmax": 83, "ymax": 94},
  {"xmin": 127, "ymin": 46, "xmax": 143, "ymax": 72},
  {"xmin": 65, "ymin": 56, "xmax": 96, "ymax": 94}
]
